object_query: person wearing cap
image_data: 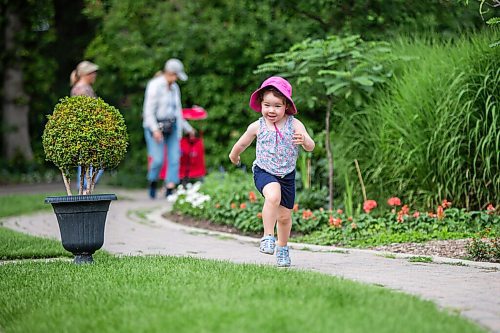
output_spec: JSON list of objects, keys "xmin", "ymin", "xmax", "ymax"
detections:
[
  {"xmin": 143, "ymin": 58, "xmax": 194, "ymax": 199},
  {"xmin": 70, "ymin": 60, "xmax": 103, "ymax": 190},
  {"xmin": 70, "ymin": 60, "xmax": 99, "ymax": 97},
  {"xmin": 229, "ymin": 76, "xmax": 315, "ymax": 267}
]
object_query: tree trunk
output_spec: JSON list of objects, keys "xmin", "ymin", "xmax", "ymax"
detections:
[
  {"xmin": 325, "ymin": 98, "xmax": 334, "ymax": 210},
  {"xmin": 2, "ymin": 7, "xmax": 33, "ymax": 162}
]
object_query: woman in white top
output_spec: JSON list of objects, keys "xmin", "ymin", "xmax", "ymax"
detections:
[{"xmin": 143, "ymin": 58, "xmax": 194, "ymax": 199}]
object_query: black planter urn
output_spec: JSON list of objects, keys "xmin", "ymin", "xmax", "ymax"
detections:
[{"xmin": 45, "ymin": 194, "xmax": 117, "ymax": 264}]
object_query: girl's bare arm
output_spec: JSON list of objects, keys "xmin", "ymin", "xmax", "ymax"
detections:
[
  {"xmin": 229, "ymin": 121, "xmax": 259, "ymax": 165},
  {"xmin": 292, "ymin": 118, "xmax": 315, "ymax": 152}
]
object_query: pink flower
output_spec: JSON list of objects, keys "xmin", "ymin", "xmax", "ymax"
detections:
[
  {"xmin": 413, "ymin": 211, "xmax": 420, "ymax": 218},
  {"xmin": 387, "ymin": 197, "xmax": 401, "ymax": 206},
  {"xmin": 486, "ymin": 204, "xmax": 496, "ymax": 214},
  {"xmin": 363, "ymin": 200, "xmax": 377, "ymax": 214},
  {"xmin": 337, "ymin": 209, "xmax": 343, "ymax": 214}
]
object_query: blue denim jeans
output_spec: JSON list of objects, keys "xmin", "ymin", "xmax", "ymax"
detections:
[
  {"xmin": 76, "ymin": 165, "xmax": 103, "ymax": 189},
  {"xmin": 144, "ymin": 124, "xmax": 180, "ymax": 185}
]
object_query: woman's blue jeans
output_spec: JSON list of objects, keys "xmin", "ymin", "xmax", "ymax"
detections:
[
  {"xmin": 76, "ymin": 165, "xmax": 103, "ymax": 189},
  {"xmin": 144, "ymin": 125, "xmax": 180, "ymax": 185}
]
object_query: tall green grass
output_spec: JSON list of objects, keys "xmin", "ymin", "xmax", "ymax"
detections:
[
  {"xmin": 0, "ymin": 255, "xmax": 486, "ymax": 333},
  {"xmin": 336, "ymin": 32, "xmax": 499, "ymax": 210}
]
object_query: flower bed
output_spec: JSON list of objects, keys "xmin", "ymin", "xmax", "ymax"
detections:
[{"xmin": 173, "ymin": 172, "xmax": 499, "ymax": 261}]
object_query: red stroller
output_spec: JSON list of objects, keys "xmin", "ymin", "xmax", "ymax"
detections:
[{"xmin": 148, "ymin": 106, "xmax": 208, "ymax": 185}]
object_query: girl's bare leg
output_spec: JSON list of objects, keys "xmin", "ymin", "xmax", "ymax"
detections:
[
  {"xmin": 276, "ymin": 206, "xmax": 292, "ymax": 246},
  {"xmin": 261, "ymin": 182, "xmax": 281, "ymax": 236}
]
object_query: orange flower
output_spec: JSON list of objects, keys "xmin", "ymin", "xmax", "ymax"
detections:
[
  {"xmin": 397, "ymin": 211, "xmax": 404, "ymax": 223},
  {"xmin": 363, "ymin": 200, "xmax": 377, "ymax": 214},
  {"xmin": 329, "ymin": 215, "xmax": 335, "ymax": 226},
  {"xmin": 486, "ymin": 204, "xmax": 495, "ymax": 214},
  {"xmin": 249, "ymin": 191, "xmax": 257, "ymax": 203},
  {"xmin": 240, "ymin": 203, "xmax": 247, "ymax": 209},
  {"xmin": 428, "ymin": 211, "xmax": 437, "ymax": 218},
  {"xmin": 215, "ymin": 203, "xmax": 221, "ymax": 209},
  {"xmin": 441, "ymin": 199, "xmax": 452, "ymax": 209},
  {"xmin": 230, "ymin": 203, "xmax": 236, "ymax": 209},
  {"xmin": 387, "ymin": 197, "xmax": 401, "ymax": 206},
  {"xmin": 302, "ymin": 209, "xmax": 313, "ymax": 220},
  {"xmin": 400, "ymin": 205, "xmax": 410, "ymax": 215},
  {"xmin": 333, "ymin": 218, "xmax": 342, "ymax": 228},
  {"xmin": 436, "ymin": 206, "xmax": 445, "ymax": 220},
  {"xmin": 413, "ymin": 211, "xmax": 420, "ymax": 218},
  {"xmin": 257, "ymin": 212, "xmax": 263, "ymax": 219},
  {"xmin": 336, "ymin": 209, "xmax": 343, "ymax": 214},
  {"xmin": 347, "ymin": 216, "xmax": 353, "ymax": 222},
  {"xmin": 293, "ymin": 203, "xmax": 299, "ymax": 212}
]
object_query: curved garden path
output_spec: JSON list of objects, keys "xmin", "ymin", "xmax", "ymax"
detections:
[{"xmin": 1, "ymin": 185, "xmax": 499, "ymax": 332}]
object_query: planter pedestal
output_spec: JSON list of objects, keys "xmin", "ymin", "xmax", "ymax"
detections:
[{"xmin": 45, "ymin": 194, "xmax": 117, "ymax": 264}]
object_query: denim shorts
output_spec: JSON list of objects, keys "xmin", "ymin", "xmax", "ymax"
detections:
[{"xmin": 253, "ymin": 165, "xmax": 295, "ymax": 209}]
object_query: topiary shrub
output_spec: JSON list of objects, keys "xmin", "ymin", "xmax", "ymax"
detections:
[{"xmin": 42, "ymin": 96, "xmax": 128, "ymax": 195}]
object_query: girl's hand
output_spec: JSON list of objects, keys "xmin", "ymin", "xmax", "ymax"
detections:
[
  {"xmin": 229, "ymin": 154, "xmax": 240, "ymax": 165},
  {"xmin": 292, "ymin": 132, "xmax": 305, "ymax": 145}
]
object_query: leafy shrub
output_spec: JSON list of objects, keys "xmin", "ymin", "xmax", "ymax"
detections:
[
  {"xmin": 42, "ymin": 96, "xmax": 128, "ymax": 194},
  {"xmin": 466, "ymin": 229, "xmax": 500, "ymax": 262}
]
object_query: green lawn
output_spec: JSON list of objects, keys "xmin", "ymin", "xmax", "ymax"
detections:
[
  {"xmin": 0, "ymin": 192, "xmax": 487, "ymax": 333},
  {"xmin": 0, "ymin": 255, "xmax": 486, "ymax": 333},
  {"xmin": 0, "ymin": 192, "xmax": 71, "ymax": 260},
  {"xmin": 0, "ymin": 227, "xmax": 70, "ymax": 260},
  {"xmin": 0, "ymin": 193, "xmax": 62, "ymax": 218}
]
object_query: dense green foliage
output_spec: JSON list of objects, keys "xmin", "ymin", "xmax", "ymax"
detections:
[
  {"xmin": 42, "ymin": 96, "xmax": 128, "ymax": 193},
  {"xmin": 0, "ymin": 255, "xmax": 487, "ymax": 333},
  {"xmin": 334, "ymin": 33, "xmax": 499, "ymax": 210},
  {"xmin": 77, "ymin": 0, "xmax": 484, "ymax": 186}
]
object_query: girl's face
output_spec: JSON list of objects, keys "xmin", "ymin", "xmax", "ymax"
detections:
[{"xmin": 261, "ymin": 91, "xmax": 286, "ymax": 123}]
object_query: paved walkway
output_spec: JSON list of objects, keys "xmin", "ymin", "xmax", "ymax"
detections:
[{"xmin": 1, "ymin": 185, "xmax": 499, "ymax": 332}]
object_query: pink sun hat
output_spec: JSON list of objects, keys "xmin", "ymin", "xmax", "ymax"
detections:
[{"xmin": 249, "ymin": 76, "xmax": 297, "ymax": 115}]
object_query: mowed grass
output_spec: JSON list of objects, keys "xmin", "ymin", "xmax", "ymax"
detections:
[
  {"xmin": 0, "ymin": 255, "xmax": 486, "ymax": 333},
  {"xmin": 0, "ymin": 227, "xmax": 70, "ymax": 260},
  {"xmin": 0, "ymin": 193, "xmax": 62, "ymax": 218},
  {"xmin": 0, "ymin": 192, "xmax": 71, "ymax": 260}
]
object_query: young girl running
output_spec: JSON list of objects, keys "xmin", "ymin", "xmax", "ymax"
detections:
[{"xmin": 229, "ymin": 76, "xmax": 315, "ymax": 267}]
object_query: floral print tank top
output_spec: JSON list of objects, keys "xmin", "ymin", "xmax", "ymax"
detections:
[{"xmin": 254, "ymin": 116, "xmax": 299, "ymax": 176}]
